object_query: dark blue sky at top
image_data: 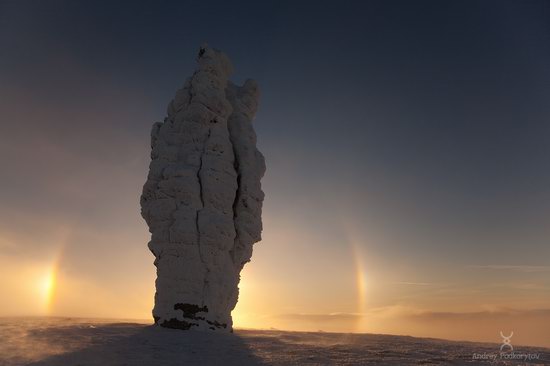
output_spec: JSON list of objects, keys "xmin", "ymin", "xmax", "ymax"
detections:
[{"xmin": 1, "ymin": 0, "xmax": 549, "ymax": 267}]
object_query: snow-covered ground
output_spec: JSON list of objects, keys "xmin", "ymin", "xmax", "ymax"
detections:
[{"xmin": 0, "ymin": 317, "xmax": 548, "ymax": 365}]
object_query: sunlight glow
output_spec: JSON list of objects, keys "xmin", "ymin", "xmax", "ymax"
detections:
[
  {"xmin": 39, "ymin": 264, "xmax": 57, "ymax": 313},
  {"xmin": 355, "ymin": 265, "xmax": 368, "ymax": 313},
  {"xmin": 343, "ymin": 223, "xmax": 369, "ymax": 331},
  {"xmin": 352, "ymin": 245, "xmax": 368, "ymax": 314},
  {"xmin": 231, "ymin": 268, "xmax": 254, "ymax": 327},
  {"xmin": 353, "ymin": 247, "xmax": 369, "ymax": 332}
]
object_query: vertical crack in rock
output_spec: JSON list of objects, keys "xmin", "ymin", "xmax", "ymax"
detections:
[
  {"xmin": 229, "ymin": 134, "xmax": 241, "ymax": 265},
  {"xmin": 196, "ymin": 128, "xmax": 211, "ymax": 306},
  {"xmin": 140, "ymin": 45, "xmax": 264, "ymax": 332}
]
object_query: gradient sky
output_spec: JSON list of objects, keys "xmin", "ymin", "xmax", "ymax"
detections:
[{"xmin": 1, "ymin": 0, "xmax": 549, "ymax": 347}]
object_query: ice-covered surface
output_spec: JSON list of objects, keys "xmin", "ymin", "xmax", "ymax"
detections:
[
  {"xmin": 1, "ymin": 317, "xmax": 548, "ymax": 365},
  {"xmin": 140, "ymin": 45, "xmax": 265, "ymax": 332}
]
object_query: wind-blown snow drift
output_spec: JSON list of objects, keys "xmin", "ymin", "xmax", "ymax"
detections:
[{"xmin": 140, "ymin": 45, "xmax": 265, "ymax": 332}]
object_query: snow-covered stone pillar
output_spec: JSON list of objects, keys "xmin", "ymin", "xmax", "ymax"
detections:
[{"xmin": 140, "ymin": 45, "xmax": 265, "ymax": 332}]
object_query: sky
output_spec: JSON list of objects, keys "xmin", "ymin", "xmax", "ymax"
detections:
[{"xmin": 1, "ymin": 0, "xmax": 549, "ymax": 347}]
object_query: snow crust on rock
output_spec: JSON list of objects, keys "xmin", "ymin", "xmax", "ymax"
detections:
[{"xmin": 140, "ymin": 45, "xmax": 265, "ymax": 332}]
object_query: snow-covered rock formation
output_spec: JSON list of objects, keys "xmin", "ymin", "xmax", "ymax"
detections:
[{"xmin": 140, "ymin": 45, "xmax": 265, "ymax": 332}]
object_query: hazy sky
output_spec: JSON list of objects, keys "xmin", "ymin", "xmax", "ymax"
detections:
[{"xmin": 1, "ymin": 0, "xmax": 549, "ymax": 347}]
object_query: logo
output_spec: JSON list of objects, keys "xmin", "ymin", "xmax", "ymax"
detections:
[
  {"xmin": 500, "ymin": 331, "xmax": 514, "ymax": 352},
  {"xmin": 472, "ymin": 331, "xmax": 540, "ymax": 361}
]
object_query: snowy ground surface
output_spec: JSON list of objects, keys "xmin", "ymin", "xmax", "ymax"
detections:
[{"xmin": 0, "ymin": 317, "xmax": 548, "ymax": 365}]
